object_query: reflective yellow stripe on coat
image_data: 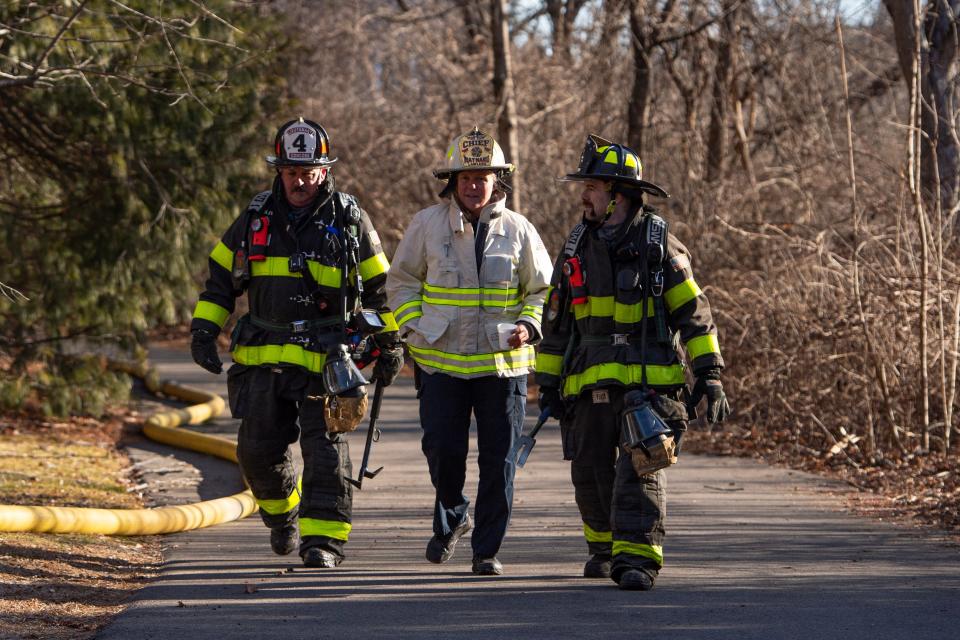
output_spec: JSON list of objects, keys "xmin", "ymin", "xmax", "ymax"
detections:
[
  {"xmin": 232, "ymin": 344, "xmax": 328, "ymax": 373},
  {"xmin": 407, "ymin": 344, "xmax": 536, "ymax": 377},
  {"xmin": 562, "ymin": 362, "xmax": 685, "ymax": 396}
]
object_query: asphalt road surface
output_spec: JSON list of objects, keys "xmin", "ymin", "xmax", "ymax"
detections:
[{"xmin": 98, "ymin": 347, "xmax": 960, "ymax": 639}]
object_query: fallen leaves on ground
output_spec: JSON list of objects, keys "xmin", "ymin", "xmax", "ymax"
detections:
[{"xmin": 0, "ymin": 410, "xmax": 161, "ymax": 640}]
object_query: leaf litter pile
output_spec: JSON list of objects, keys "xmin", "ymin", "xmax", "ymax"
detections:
[{"xmin": 0, "ymin": 411, "xmax": 160, "ymax": 640}]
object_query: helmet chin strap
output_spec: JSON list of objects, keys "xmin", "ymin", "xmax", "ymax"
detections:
[{"xmin": 603, "ymin": 197, "xmax": 617, "ymax": 222}]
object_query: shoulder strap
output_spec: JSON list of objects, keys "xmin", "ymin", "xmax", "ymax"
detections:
[
  {"xmin": 644, "ymin": 211, "xmax": 667, "ymax": 266},
  {"xmin": 563, "ymin": 223, "xmax": 588, "ymax": 258},
  {"xmin": 246, "ymin": 190, "xmax": 272, "ymax": 215}
]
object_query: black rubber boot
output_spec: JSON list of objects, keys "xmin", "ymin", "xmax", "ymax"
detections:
[
  {"xmin": 583, "ymin": 553, "xmax": 612, "ymax": 578},
  {"xmin": 617, "ymin": 568, "xmax": 656, "ymax": 591},
  {"xmin": 425, "ymin": 514, "xmax": 472, "ymax": 564},
  {"xmin": 270, "ymin": 524, "xmax": 298, "ymax": 556},
  {"xmin": 302, "ymin": 548, "xmax": 342, "ymax": 568}
]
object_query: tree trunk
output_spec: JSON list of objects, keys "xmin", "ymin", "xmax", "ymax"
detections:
[
  {"xmin": 627, "ymin": 1, "xmax": 653, "ymax": 156},
  {"xmin": 491, "ymin": 0, "xmax": 521, "ymax": 210},
  {"xmin": 705, "ymin": 0, "xmax": 739, "ymax": 183},
  {"xmin": 883, "ymin": 0, "xmax": 960, "ymax": 218}
]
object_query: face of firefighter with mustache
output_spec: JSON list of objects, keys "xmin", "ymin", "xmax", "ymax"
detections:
[
  {"xmin": 280, "ymin": 165, "xmax": 328, "ymax": 208},
  {"xmin": 580, "ymin": 178, "xmax": 617, "ymax": 224}
]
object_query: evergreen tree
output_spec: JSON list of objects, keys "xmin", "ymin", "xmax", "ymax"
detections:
[{"xmin": 0, "ymin": 0, "xmax": 290, "ymax": 415}]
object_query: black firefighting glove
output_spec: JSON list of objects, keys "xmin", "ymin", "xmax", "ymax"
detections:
[
  {"xmin": 538, "ymin": 386, "xmax": 565, "ymax": 421},
  {"xmin": 372, "ymin": 344, "xmax": 404, "ymax": 387},
  {"xmin": 688, "ymin": 371, "xmax": 730, "ymax": 424},
  {"xmin": 190, "ymin": 328, "xmax": 223, "ymax": 375}
]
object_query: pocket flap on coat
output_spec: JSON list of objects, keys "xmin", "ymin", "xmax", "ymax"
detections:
[{"xmin": 417, "ymin": 314, "xmax": 450, "ymax": 345}]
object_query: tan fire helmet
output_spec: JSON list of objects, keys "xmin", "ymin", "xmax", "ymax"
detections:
[
  {"xmin": 324, "ymin": 386, "xmax": 369, "ymax": 433},
  {"xmin": 433, "ymin": 127, "xmax": 516, "ymax": 180}
]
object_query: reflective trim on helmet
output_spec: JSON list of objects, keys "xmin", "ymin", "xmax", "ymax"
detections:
[
  {"xmin": 248, "ymin": 257, "xmax": 341, "ymax": 287},
  {"xmin": 407, "ymin": 344, "xmax": 536, "ymax": 375},
  {"xmin": 233, "ymin": 344, "xmax": 327, "ymax": 373},
  {"xmin": 583, "ymin": 522, "xmax": 613, "ymax": 543},
  {"xmin": 535, "ymin": 352, "xmax": 563, "ymax": 376},
  {"xmin": 193, "ymin": 300, "xmax": 230, "ymax": 328},
  {"xmin": 597, "ymin": 145, "xmax": 640, "ymax": 170},
  {"xmin": 256, "ymin": 477, "xmax": 302, "ymax": 516},
  {"xmin": 613, "ymin": 540, "xmax": 663, "ymax": 566},
  {"xmin": 685, "ymin": 334, "xmax": 720, "ymax": 361},
  {"xmin": 572, "ymin": 296, "xmax": 655, "ymax": 322},
  {"xmin": 300, "ymin": 517, "xmax": 352, "ymax": 541},
  {"xmin": 664, "ymin": 278, "xmax": 702, "ymax": 313},
  {"xmin": 210, "ymin": 241, "xmax": 234, "ymax": 271},
  {"xmin": 359, "ymin": 252, "xmax": 390, "ymax": 282},
  {"xmin": 562, "ymin": 362, "xmax": 685, "ymax": 396}
]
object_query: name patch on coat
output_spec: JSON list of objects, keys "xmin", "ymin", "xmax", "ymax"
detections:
[{"xmin": 591, "ymin": 389, "xmax": 610, "ymax": 404}]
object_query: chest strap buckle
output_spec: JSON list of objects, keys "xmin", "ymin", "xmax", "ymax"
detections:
[
  {"xmin": 651, "ymin": 270, "xmax": 664, "ymax": 297},
  {"xmin": 612, "ymin": 334, "xmax": 630, "ymax": 346}
]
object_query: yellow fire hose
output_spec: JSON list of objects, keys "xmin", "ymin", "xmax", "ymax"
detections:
[{"xmin": 0, "ymin": 360, "xmax": 257, "ymax": 535}]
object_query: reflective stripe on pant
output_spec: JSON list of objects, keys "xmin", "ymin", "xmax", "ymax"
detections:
[
  {"xmin": 234, "ymin": 365, "xmax": 353, "ymax": 558},
  {"xmin": 564, "ymin": 387, "xmax": 666, "ymax": 576},
  {"xmin": 418, "ymin": 370, "xmax": 526, "ymax": 558}
]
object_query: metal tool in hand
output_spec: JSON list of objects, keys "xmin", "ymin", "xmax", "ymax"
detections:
[
  {"xmin": 514, "ymin": 408, "xmax": 551, "ymax": 468},
  {"xmin": 347, "ymin": 379, "xmax": 384, "ymax": 489}
]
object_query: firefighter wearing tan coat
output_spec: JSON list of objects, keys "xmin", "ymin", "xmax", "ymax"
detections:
[{"xmin": 387, "ymin": 128, "xmax": 553, "ymax": 575}]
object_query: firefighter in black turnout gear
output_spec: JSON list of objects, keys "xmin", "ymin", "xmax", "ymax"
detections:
[
  {"xmin": 535, "ymin": 135, "xmax": 730, "ymax": 590},
  {"xmin": 190, "ymin": 118, "xmax": 403, "ymax": 568}
]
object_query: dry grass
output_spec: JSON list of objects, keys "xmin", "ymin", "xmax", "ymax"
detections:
[{"xmin": 0, "ymin": 412, "xmax": 161, "ymax": 640}]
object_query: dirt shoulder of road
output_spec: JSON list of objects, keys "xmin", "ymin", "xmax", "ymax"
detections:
[{"xmin": 0, "ymin": 409, "xmax": 161, "ymax": 640}]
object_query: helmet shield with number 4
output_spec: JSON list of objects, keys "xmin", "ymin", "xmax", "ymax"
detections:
[{"xmin": 266, "ymin": 117, "xmax": 338, "ymax": 167}]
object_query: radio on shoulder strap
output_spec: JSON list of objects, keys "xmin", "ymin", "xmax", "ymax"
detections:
[{"xmin": 231, "ymin": 190, "xmax": 272, "ymax": 291}]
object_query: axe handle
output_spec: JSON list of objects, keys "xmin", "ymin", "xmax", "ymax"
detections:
[
  {"xmin": 355, "ymin": 380, "xmax": 385, "ymax": 484},
  {"xmin": 526, "ymin": 407, "xmax": 551, "ymax": 439}
]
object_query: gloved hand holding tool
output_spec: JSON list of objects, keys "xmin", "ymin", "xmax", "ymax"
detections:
[
  {"xmin": 538, "ymin": 386, "xmax": 565, "ymax": 420},
  {"xmin": 372, "ymin": 343, "xmax": 405, "ymax": 387}
]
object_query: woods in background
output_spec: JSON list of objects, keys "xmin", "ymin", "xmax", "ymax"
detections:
[{"xmin": 2, "ymin": 1, "xmax": 958, "ymax": 467}]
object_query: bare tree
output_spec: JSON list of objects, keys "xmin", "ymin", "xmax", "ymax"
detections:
[
  {"xmin": 705, "ymin": 0, "xmax": 741, "ymax": 183},
  {"xmin": 492, "ymin": 0, "xmax": 522, "ymax": 209},
  {"xmin": 883, "ymin": 0, "xmax": 960, "ymax": 220},
  {"xmin": 545, "ymin": 0, "xmax": 591, "ymax": 60}
]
